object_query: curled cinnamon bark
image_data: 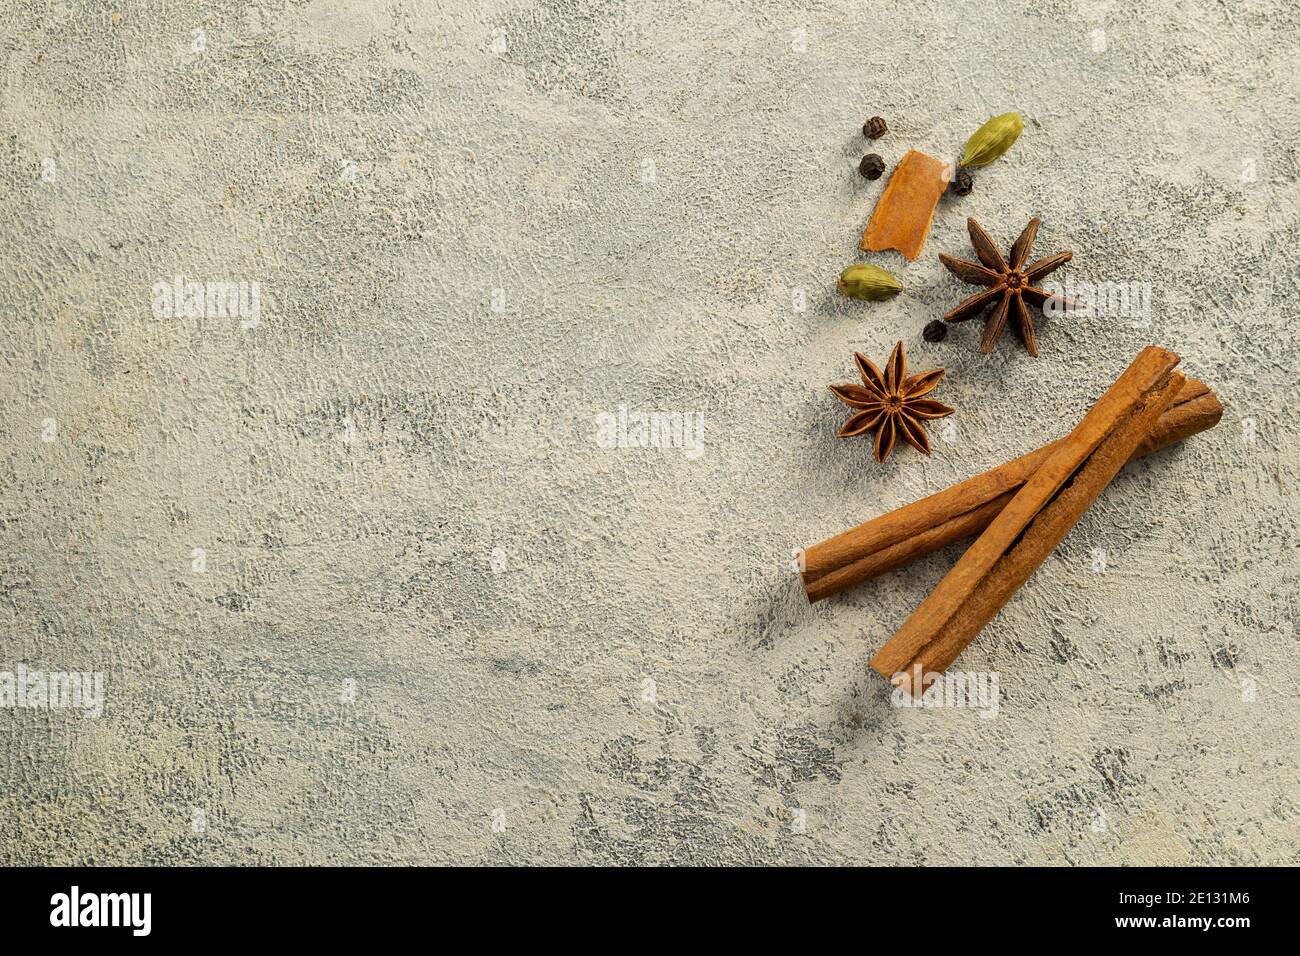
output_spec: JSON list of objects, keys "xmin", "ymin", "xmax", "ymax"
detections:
[
  {"xmin": 871, "ymin": 347, "xmax": 1187, "ymax": 696},
  {"xmin": 800, "ymin": 378, "xmax": 1221, "ymax": 603}
]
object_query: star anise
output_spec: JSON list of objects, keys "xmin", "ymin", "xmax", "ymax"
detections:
[
  {"xmin": 830, "ymin": 341, "xmax": 955, "ymax": 463},
  {"xmin": 938, "ymin": 217, "xmax": 1076, "ymax": 357}
]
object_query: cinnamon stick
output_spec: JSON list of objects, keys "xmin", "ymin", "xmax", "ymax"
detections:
[
  {"xmin": 871, "ymin": 346, "xmax": 1186, "ymax": 696},
  {"xmin": 801, "ymin": 378, "xmax": 1221, "ymax": 602}
]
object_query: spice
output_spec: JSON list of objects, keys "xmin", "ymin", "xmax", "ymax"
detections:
[
  {"xmin": 861, "ymin": 149, "xmax": 949, "ymax": 261},
  {"xmin": 836, "ymin": 263, "xmax": 901, "ymax": 301},
  {"xmin": 830, "ymin": 341, "xmax": 954, "ymax": 463},
  {"xmin": 960, "ymin": 112, "xmax": 1023, "ymax": 168},
  {"xmin": 872, "ymin": 347, "xmax": 1185, "ymax": 696},
  {"xmin": 863, "ymin": 116, "xmax": 887, "ymax": 139},
  {"xmin": 799, "ymin": 377, "xmax": 1223, "ymax": 602},
  {"xmin": 938, "ymin": 217, "xmax": 1076, "ymax": 356},
  {"xmin": 949, "ymin": 167, "xmax": 973, "ymax": 196},
  {"xmin": 858, "ymin": 153, "xmax": 885, "ymax": 180},
  {"xmin": 922, "ymin": 320, "xmax": 948, "ymax": 342}
]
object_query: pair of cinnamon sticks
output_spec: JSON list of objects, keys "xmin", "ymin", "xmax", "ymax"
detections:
[{"xmin": 801, "ymin": 347, "xmax": 1222, "ymax": 697}]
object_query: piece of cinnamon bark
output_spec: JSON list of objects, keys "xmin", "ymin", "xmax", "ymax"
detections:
[
  {"xmin": 861, "ymin": 149, "xmax": 950, "ymax": 261},
  {"xmin": 800, "ymin": 378, "xmax": 1221, "ymax": 602},
  {"xmin": 871, "ymin": 346, "xmax": 1185, "ymax": 696}
]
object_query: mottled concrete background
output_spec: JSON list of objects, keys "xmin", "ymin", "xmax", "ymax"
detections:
[{"xmin": 1, "ymin": 0, "xmax": 1296, "ymax": 866}]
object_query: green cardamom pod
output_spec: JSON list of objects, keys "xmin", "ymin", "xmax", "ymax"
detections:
[
  {"xmin": 960, "ymin": 112, "xmax": 1024, "ymax": 168},
  {"xmin": 837, "ymin": 263, "xmax": 902, "ymax": 302}
]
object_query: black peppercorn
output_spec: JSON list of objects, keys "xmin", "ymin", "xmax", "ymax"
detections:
[
  {"xmin": 858, "ymin": 153, "xmax": 885, "ymax": 180},
  {"xmin": 950, "ymin": 167, "xmax": 974, "ymax": 196},
  {"xmin": 863, "ymin": 115, "xmax": 887, "ymax": 139},
  {"xmin": 923, "ymin": 320, "xmax": 948, "ymax": 343}
]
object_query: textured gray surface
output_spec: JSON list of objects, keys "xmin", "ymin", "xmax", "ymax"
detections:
[{"xmin": 1, "ymin": 1, "xmax": 1297, "ymax": 865}]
